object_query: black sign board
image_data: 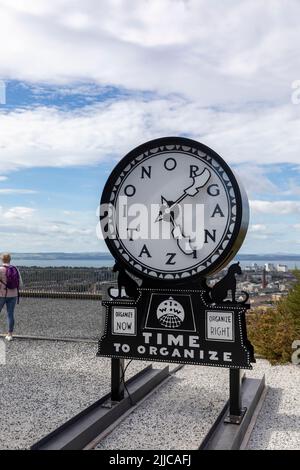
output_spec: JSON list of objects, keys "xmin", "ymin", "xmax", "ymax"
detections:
[
  {"xmin": 98, "ymin": 137, "xmax": 255, "ymax": 370},
  {"xmin": 98, "ymin": 287, "xmax": 254, "ymax": 369}
]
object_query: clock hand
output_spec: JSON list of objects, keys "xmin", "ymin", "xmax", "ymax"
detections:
[
  {"xmin": 168, "ymin": 167, "xmax": 211, "ymax": 209},
  {"xmin": 168, "ymin": 209, "xmax": 195, "ymax": 255},
  {"xmin": 156, "ymin": 168, "xmax": 211, "ymax": 221},
  {"xmin": 155, "ymin": 195, "xmax": 174, "ymax": 223}
]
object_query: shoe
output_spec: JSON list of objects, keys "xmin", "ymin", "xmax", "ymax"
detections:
[{"xmin": 5, "ymin": 335, "xmax": 13, "ymax": 341}]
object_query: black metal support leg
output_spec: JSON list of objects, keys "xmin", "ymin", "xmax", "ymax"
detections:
[
  {"xmin": 224, "ymin": 368, "xmax": 247, "ymax": 424},
  {"xmin": 230, "ymin": 368, "xmax": 241, "ymax": 416},
  {"xmin": 111, "ymin": 358, "xmax": 125, "ymax": 402}
]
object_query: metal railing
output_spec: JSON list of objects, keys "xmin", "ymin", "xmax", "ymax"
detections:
[
  {"xmin": 17, "ymin": 266, "xmax": 270, "ymax": 302},
  {"xmin": 18, "ymin": 266, "xmax": 117, "ymax": 299}
]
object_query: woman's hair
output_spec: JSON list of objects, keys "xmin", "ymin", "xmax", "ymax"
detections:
[{"xmin": 1, "ymin": 253, "xmax": 11, "ymax": 264}]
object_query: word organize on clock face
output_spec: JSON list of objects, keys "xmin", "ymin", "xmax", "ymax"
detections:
[{"xmin": 101, "ymin": 137, "xmax": 248, "ymax": 281}]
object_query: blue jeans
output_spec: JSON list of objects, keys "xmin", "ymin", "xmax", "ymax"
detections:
[{"xmin": 0, "ymin": 296, "xmax": 17, "ymax": 333}]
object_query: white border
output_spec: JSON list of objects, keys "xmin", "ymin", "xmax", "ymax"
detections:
[
  {"xmin": 205, "ymin": 310, "xmax": 235, "ymax": 343},
  {"xmin": 112, "ymin": 306, "xmax": 137, "ymax": 337},
  {"xmin": 144, "ymin": 292, "xmax": 196, "ymax": 332}
]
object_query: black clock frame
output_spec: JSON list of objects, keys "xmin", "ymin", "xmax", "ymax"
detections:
[{"xmin": 100, "ymin": 136, "xmax": 249, "ymax": 284}]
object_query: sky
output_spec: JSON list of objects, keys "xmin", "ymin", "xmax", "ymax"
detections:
[{"xmin": 0, "ymin": 0, "xmax": 300, "ymax": 254}]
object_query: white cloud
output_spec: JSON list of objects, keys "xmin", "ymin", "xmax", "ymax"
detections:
[
  {"xmin": 0, "ymin": 189, "xmax": 37, "ymax": 194},
  {"xmin": 0, "ymin": 176, "xmax": 8, "ymax": 181},
  {"xmin": 1, "ymin": 99, "xmax": 300, "ymax": 172},
  {"xmin": 248, "ymin": 223, "xmax": 269, "ymax": 240},
  {"xmin": 0, "ymin": 1, "xmax": 300, "ymax": 174},
  {"xmin": 0, "ymin": 0, "xmax": 299, "ymax": 254},
  {"xmin": 283, "ymin": 179, "xmax": 300, "ymax": 197},
  {"xmin": 249, "ymin": 224, "xmax": 267, "ymax": 232},
  {"xmin": 233, "ymin": 165, "xmax": 277, "ymax": 196},
  {"xmin": 250, "ymin": 200, "xmax": 300, "ymax": 214},
  {"xmin": 63, "ymin": 210, "xmax": 76, "ymax": 216},
  {"xmin": 0, "ymin": 0, "xmax": 299, "ymax": 104},
  {"xmin": 1, "ymin": 206, "xmax": 36, "ymax": 220},
  {"xmin": 0, "ymin": 206, "xmax": 100, "ymax": 252},
  {"xmin": 0, "ymin": 217, "xmax": 94, "ymax": 235},
  {"xmin": 249, "ymin": 233, "xmax": 269, "ymax": 241}
]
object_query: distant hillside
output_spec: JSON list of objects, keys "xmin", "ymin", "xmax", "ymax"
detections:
[
  {"xmin": 10, "ymin": 252, "xmax": 300, "ymax": 261},
  {"xmin": 12, "ymin": 252, "xmax": 113, "ymax": 260},
  {"xmin": 237, "ymin": 254, "xmax": 300, "ymax": 261}
]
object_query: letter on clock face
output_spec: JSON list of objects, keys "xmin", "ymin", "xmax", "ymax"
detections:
[
  {"xmin": 204, "ymin": 229, "xmax": 216, "ymax": 243},
  {"xmin": 127, "ymin": 226, "xmax": 139, "ymax": 241},
  {"xmin": 211, "ymin": 203, "xmax": 225, "ymax": 218},
  {"xmin": 138, "ymin": 244, "xmax": 152, "ymax": 258},
  {"xmin": 207, "ymin": 184, "xmax": 220, "ymax": 197},
  {"xmin": 141, "ymin": 166, "xmax": 152, "ymax": 179},
  {"xmin": 124, "ymin": 184, "xmax": 136, "ymax": 197},
  {"xmin": 164, "ymin": 158, "xmax": 177, "ymax": 171},
  {"xmin": 165, "ymin": 253, "xmax": 176, "ymax": 265},
  {"xmin": 189, "ymin": 165, "xmax": 199, "ymax": 177}
]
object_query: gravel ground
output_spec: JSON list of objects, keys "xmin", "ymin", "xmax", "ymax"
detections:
[
  {"xmin": 0, "ymin": 298, "xmax": 102, "ymax": 340},
  {"xmin": 246, "ymin": 360, "xmax": 300, "ymax": 450},
  {"xmin": 0, "ymin": 338, "xmax": 168, "ymax": 450},
  {"xmin": 95, "ymin": 359, "xmax": 300, "ymax": 451},
  {"xmin": 0, "ymin": 336, "xmax": 299, "ymax": 450},
  {"xmin": 96, "ymin": 365, "xmax": 229, "ymax": 450}
]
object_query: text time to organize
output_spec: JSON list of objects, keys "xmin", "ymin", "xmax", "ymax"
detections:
[{"xmin": 113, "ymin": 332, "xmax": 234, "ymax": 362}]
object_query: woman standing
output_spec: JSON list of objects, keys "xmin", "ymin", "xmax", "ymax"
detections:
[{"xmin": 0, "ymin": 253, "xmax": 21, "ymax": 341}]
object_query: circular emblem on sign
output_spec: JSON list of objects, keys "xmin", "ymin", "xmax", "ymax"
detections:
[
  {"xmin": 156, "ymin": 297, "xmax": 185, "ymax": 329},
  {"xmin": 100, "ymin": 136, "xmax": 249, "ymax": 282}
]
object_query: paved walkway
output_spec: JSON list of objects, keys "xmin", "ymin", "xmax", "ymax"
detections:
[{"xmin": 0, "ymin": 297, "xmax": 101, "ymax": 340}]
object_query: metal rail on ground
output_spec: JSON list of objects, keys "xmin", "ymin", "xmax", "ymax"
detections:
[
  {"xmin": 30, "ymin": 363, "xmax": 266, "ymax": 451},
  {"xmin": 30, "ymin": 363, "xmax": 170, "ymax": 450},
  {"xmin": 0, "ymin": 333, "xmax": 97, "ymax": 343},
  {"xmin": 20, "ymin": 291, "xmax": 102, "ymax": 300},
  {"xmin": 199, "ymin": 374, "xmax": 266, "ymax": 450}
]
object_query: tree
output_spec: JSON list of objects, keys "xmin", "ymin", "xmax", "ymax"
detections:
[{"xmin": 247, "ymin": 269, "xmax": 300, "ymax": 364}]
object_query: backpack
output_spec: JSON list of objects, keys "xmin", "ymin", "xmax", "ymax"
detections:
[
  {"xmin": 5, "ymin": 265, "xmax": 20, "ymax": 290},
  {"xmin": 0, "ymin": 265, "xmax": 20, "ymax": 303}
]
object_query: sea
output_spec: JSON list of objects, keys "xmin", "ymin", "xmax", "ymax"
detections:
[
  {"xmin": 12, "ymin": 257, "xmax": 300, "ymax": 269},
  {"xmin": 13, "ymin": 258, "xmax": 115, "ymax": 268}
]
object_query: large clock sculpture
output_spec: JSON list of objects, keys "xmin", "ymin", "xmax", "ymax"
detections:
[
  {"xmin": 101, "ymin": 137, "xmax": 249, "ymax": 283},
  {"xmin": 98, "ymin": 137, "xmax": 256, "ymax": 424}
]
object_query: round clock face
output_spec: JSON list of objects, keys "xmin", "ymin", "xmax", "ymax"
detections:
[{"xmin": 101, "ymin": 137, "xmax": 249, "ymax": 282}]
